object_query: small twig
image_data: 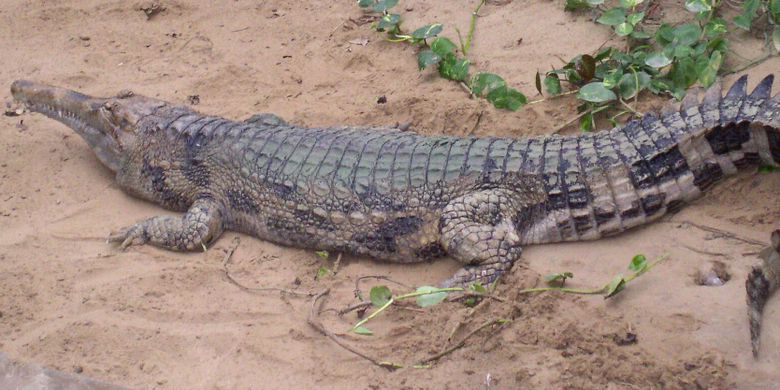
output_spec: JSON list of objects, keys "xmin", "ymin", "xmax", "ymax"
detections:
[
  {"xmin": 459, "ymin": 81, "xmax": 473, "ymax": 96},
  {"xmin": 619, "ymin": 98, "xmax": 642, "ymax": 116},
  {"xmin": 354, "ymin": 275, "xmax": 410, "ymax": 298},
  {"xmin": 231, "ymin": 27, "xmax": 249, "ymax": 33},
  {"xmin": 676, "ymin": 220, "xmax": 768, "ymax": 247},
  {"xmin": 222, "ymin": 237, "xmax": 316, "ymax": 297},
  {"xmin": 417, "ymin": 318, "xmax": 507, "ymax": 365},
  {"xmin": 680, "ymin": 244, "xmax": 729, "ymax": 257},
  {"xmin": 552, "ymin": 111, "xmax": 590, "ymax": 134},
  {"xmin": 722, "ymin": 52, "xmax": 774, "ymax": 75},
  {"xmin": 468, "ymin": 110, "xmax": 484, "ymax": 135},
  {"xmin": 527, "ymin": 89, "xmax": 579, "ymax": 105},
  {"xmin": 332, "ymin": 252, "xmax": 343, "ymax": 274},
  {"xmin": 329, "ymin": 20, "xmax": 346, "ymax": 37},
  {"xmin": 336, "ymin": 301, "xmax": 372, "ymax": 316},
  {"xmin": 307, "ymin": 289, "xmax": 400, "ymax": 369}
]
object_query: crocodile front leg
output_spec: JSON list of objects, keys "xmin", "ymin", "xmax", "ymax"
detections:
[
  {"xmin": 108, "ymin": 197, "xmax": 224, "ymax": 251},
  {"xmin": 439, "ymin": 184, "xmax": 537, "ymax": 287}
]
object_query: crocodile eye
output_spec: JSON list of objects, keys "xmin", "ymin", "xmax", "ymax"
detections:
[{"xmin": 104, "ymin": 102, "xmax": 113, "ymax": 111}]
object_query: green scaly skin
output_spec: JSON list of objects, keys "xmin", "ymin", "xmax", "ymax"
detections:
[{"xmin": 9, "ymin": 78, "xmax": 780, "ymax": 292}]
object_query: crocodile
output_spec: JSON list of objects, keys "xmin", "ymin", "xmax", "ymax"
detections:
[{"xmin": 9, "ymin": 77, "xmax": 780, "ymax": 290}]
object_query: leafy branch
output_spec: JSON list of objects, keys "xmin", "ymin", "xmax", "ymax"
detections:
[
  {"xmin": 542, "ymin": 0, "xmax": 729, "ymax": 131},
  {"xmin": 357, "ymin": 0, "xmax": 528, "ymax": 111},
  {"xmin": 350, "ymin": 253, "xmax": 668, "ymax": 336}
]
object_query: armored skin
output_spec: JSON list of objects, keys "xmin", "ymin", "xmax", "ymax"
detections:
[{"xmin": 9, "ymin": 77, "xmax": 780, "ymax": 290}]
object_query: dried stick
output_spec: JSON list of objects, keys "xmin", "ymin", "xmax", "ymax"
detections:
[
  {"xmin": 307, "ymin": 289, "xmax": 400, "ymax": 369},
  {"xmin": 417, "ymin": 318, "xmax": 508, "ymax": 365},
  {"xmin": 221, "ymin": 237, "xmax": 316, "ymax": 297}
]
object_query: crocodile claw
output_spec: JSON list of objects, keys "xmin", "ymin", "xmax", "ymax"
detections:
[{"xmin": 107, "ymin": 224, "xmax": 148, "ymax": 249}]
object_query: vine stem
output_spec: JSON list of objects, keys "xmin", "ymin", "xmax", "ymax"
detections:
[
  {"xmin": 461, "ymin": 0, "xmax": 487, "ymax": 55},
  {"xmin": 351, "ymin": 287, "xmax": 465, "ymax": 331},
  {"xmin": 527, "ymin": 89, "xmax": 579, "ymax": 105}
]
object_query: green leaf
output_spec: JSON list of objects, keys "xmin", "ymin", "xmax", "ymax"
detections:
[
  {"xmin": 618, "ymin": 71, "xmax": 650, "ymax": 99},
  {"xmin": 376, "ymin": 13, "xmax": 401, "ymax": 32},
  {"xmin": 578, "ymin": 82, "xmax": 617, "ymax": 103},
  {"xmin": 417, "ymin": 50, "xmax": 441, "ymax": 70},
  {"xmin": 759, "ymin": 165, "xmax": 779, "ymax": 173},
  {"xmin": 615, "ymin": 22, "xmax": 634, "ymax": 36},
  {"xmin": 358, "ymin": 0, "xmax": 373, "ymax": 8},
  {"xmin": 619, "ymin": 0, "xmax": 643, "ymax": 8},
  {"xmin": 673, "ymin": 44, "xmax": 694, "ymax": 59},
  {"xmin": 544, "ymin": 73, "xmax": 562, "ymax": 95},
  {"xmin": 372, "ymin": 0, "xmax": 398, "ymax": 12},
  {"xmin": 706, "ymin": 36, "xmax": 728, "ymax": 53},
  {"xmin": 774, "ymin": 26, "xmax": 780, "ymax": 52},
  {"xmin": 605, "ymin": 275, "xmax": 627, "ymax": 298},
  {"xmin": 411, "ymin": 24, "xmax": 443, "ymax": 40},
  {"xmin": 470, "ymin": 73, "xmax": 507, "ymax": 96},
  {"xmin": 684, "ymin": 0, "xmax": 711, "ymax": 13},
  {"xmin": 594, "ymin": 47, "xmax": 613, "ymax": 61},
  {"xmin": 771, "ymin": 0, "xmax": 780, "ymax": 22},
  {"xmin": 469, "ymin": 283, "xmax": 488, "ymax": 294},
  {"xmin": 670, "ymin": 56, "xmax": 697, "ymax": 91},
  {"xmin": 630, "ymin": 30, "xmax": 651, "ymax": 39},
  {"xmin": 370, "ymin": 285, "xmax": 392, "ymax": 307},
  {"xmin": 597, "ymin": 8, "xmax": 627, "ymax": 26},
  {"xmin": 545, "ymin": 271, "xmax": 574, "ymax": 285},
  {"xmin": 733, "ymin": 14, "xmax": 752, "ymax": 31},
  {"xmin": 316, "ymin": 267, "xmax": 332, "ymax": 280},
  {"xmin": 626, "ymin": 11, "xmax": 645, "ymax": 26},
  {"xmin": 439, "ymin": 55, "xmax": 470, "ymax": 81},
  {"xmin": 628, "ymin": 254, "xmax": 648, "ymax": 273},
  {"xmin": 431, "ymin": 37, "xmax": 457, "ymax": 56},
  {"xmin": 315, "ymin": 250, "xmax": 329, "ymax": 259},
  {"xmin": 564, "ymin": 0, "xmax": 594, "ymax": 11},
  {"xmin": 734, "ymin": 0, "xmax": 759, "ymax": 30},
  {"xmin": 645, "ymin": 52, "xmax": 672, "ymax": 68},
  {"xmin": 580, "ymin": 111, "xmax": 594, "ymax": 132},
  {"xmin": 672, "ymin": 23, "xmax": 702, "ymax": 46},
  {"xmin": 697, "ymin": 50, "xmax": 722, "ymax": 88},
  {"xmin": 415, "ymin": 286, "xmax": 448, "ymax": 308},
  {"xmin": 704, "ymin": 18, "xmax": 728, "ymax": 37},
  {"xmin": 602, "ymin": 68, "xmax": 624, "ymax": 88},
  {"xmin": 649, "ymin": 78, "xmax": 672, "ymax": 94},
  {"xmin": 656, "ymin": 24, "xmax": 675, "ymax": 45},
  {"xmin": 353, "ymin": 326, "xmax": 374, "ymax": 335},
  {"xmin": 487, "ymin": 87, "xmax": 527, "ymax": 111}
]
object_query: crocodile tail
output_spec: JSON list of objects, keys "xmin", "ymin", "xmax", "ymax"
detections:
[
  {"xmin": 513, "ymin": 75, "xmax": 780, "ymax": 245},
  {"xmin": 671, "ymin": 74, "xmax": 780, "ymax": 189},
  {"xmin": 747, "ymin": 230, "xmax": 780, "ymax": 358}
]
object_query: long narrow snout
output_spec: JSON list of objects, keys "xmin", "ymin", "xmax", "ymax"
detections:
[{"xmin": 11, "ymin": 80, "xmax": 122, "ymax": 172}]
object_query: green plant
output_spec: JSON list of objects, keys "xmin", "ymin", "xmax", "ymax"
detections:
[
  {"xmin": 541, "ymin": 0, "xmax": 730, "ymax": 131},
  {"xmin": 357, "ymin": 0, "xmax": 528, "ymax": 111},
  {"xmin": 350, "ymin": 253, "xmax": 667, "ymax": 335}
]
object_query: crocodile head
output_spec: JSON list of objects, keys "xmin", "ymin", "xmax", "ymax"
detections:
[{"xmin": 11, "ymin": 80, "xmax": 168, "ymax": 172}]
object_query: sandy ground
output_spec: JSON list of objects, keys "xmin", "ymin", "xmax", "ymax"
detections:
[{"xmin": 1, "ymin": 0, "xmax": 779, "ymax": 388}]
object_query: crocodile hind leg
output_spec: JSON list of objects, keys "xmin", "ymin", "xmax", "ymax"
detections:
[
  {"xmin": 747, "ymin": 230, "xmax": 780, "ymax": 357},
  {"xmin": 108, "ymin": 197, "xmax": 224, "ymax": 251},
  {"xmin": 438, "ymin": 187, "xmax": 531, "ymax": 287}
]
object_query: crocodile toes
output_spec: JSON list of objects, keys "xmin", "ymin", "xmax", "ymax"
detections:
[{"xmin": 107, "ymin": 225, "xmax": 148, "ymax": 249}]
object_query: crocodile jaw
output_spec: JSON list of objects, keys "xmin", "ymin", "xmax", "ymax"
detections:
[{"xmin": 10, "ymin": 80, "xmax": 169, "ymax": 173}]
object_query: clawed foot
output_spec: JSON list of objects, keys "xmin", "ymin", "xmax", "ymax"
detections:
[
  {"xmin": 107, "ymin": 224, "xmax": 148, "ymax": 249},
  {"xmin": 440, "ymin": 263, "xmax": 506, "ymax": 288}
]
